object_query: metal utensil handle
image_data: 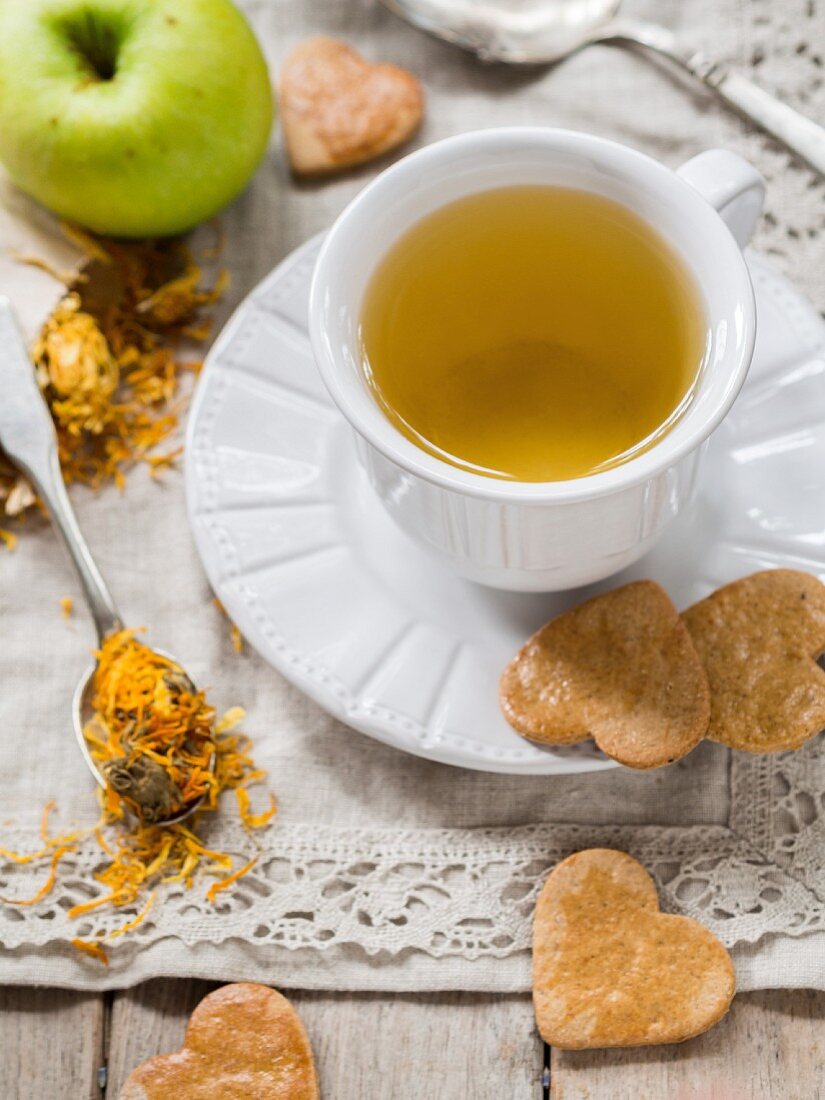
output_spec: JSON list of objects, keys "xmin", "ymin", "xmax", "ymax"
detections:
[
  {"xmin": 614, "ymin": 20, "xmax": 825, "ymax": 178},
  {"xmin": 693, "ymin": 64, "xmax": 825, "ymax": 178},
  {"xmin": 0, "ymin": 297, "xmax": 122, "ymax": 642}
]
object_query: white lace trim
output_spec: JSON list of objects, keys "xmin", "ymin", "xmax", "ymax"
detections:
[
  {"xmin": 736, "ymin": 0, "xmax": 825, "ymax": 295},
  {"xmin": 2, "ymin": 797, "xmax": 824, "ymax": 963}
]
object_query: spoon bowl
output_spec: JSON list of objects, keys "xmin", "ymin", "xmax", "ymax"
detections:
[
  {"xmin": 382, "ymin": 0, "xmax": 620, "ymax": 63},
  {"xmin": 380, "ymin": 0, "xmax": 825, "ymax": 177},
  {"xmin": 72, "ymin": 649, "xmax": 211, "ymax": 828}
]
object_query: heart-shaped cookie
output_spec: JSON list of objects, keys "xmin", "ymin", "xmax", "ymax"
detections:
[
  {"xmin": 280, "ymin": 37, "xmax": 424, "ymax": 176},
  {"xmin": 533, "ymin": 849, "xmax": 735, "ymax": 1049},
  {"xmin": 499, "ymin": 580, "xmax": 710, "ymax": 768},
  {"xmin": 683, "ymin": 568, "xmax": 825, "ymax": 752},
  {"xmin": 119, "ymin": 982, "xmax": 319, "ymax": 1099}
]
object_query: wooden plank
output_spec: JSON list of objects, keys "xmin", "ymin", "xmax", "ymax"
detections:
[
  {"xmin": 0, "ymin": 986, "xmax": 105, "ymax": 1100},
  {"xmin": 104, "ymin": 979, "xmax": 542, "ymax": 1099},
  {"xmin": 4, "ymin": 982, "xmax": 825, "ymax": 1098},
  {"xmin": 291, "ymin": 989, "xmax": 542, "ymax": 1100},
  {"xmin": 550, "ymin": 989, "xmax": 825, "ymax": 1100},
  {"xmin": 105, "ymin": 979, "xmax": 217, "ymax": 1098}
]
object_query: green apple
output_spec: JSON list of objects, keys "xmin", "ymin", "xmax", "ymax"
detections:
[{"xmin": 0, "ymin": 0, "xmax": 273, "ymax": 237}]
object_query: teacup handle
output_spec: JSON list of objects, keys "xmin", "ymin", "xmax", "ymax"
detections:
[{"xmin": 677, "ymin": 149, "xmax": 765, "ymax": 249}]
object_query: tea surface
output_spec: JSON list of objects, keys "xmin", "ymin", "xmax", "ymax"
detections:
[{"xmin": 360, "ymin": 186, "xmax": 706, "ymax": 481}]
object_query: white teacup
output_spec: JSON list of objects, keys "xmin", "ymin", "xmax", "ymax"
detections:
[{"xmin": 309, "ymin": 128, "xmax": 764, "ymax": 592}]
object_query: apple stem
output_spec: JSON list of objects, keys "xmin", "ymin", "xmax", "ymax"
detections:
[{"xmin": 62, "ymin": 11, "xmax": 122, "ymax": 82}]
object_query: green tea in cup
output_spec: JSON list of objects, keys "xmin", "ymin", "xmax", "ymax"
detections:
[{"xmin": 360, "ymin": 185, "xmax": 706, "ymax": 482}]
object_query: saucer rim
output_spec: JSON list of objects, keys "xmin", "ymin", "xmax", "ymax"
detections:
[{"xmin": 185, "ymin": 234, "xmax": 824, "ymax": 775}]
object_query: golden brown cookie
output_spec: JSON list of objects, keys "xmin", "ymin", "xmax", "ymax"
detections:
[
  {"xmin": 500, "ymin": 580, "xmax": 710, "ymax": 768},
  {"xmin": 280, "ymin": 37, "xmax": 423, "ymax": 175},
  {"xmin": 533, "ymin": 849, "xmax": 735, "ymax": 1049},
  {"xmin": 683, "ymin": 568, "xmax": 825, "ymax": 752},
  {"xmin": 119, "ymin": 982, "xmax": 319, "ymax": 1100}
]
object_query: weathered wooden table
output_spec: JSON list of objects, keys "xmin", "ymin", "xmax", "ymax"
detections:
[
  {"xmin": 2, "ymin": 983, "xmax": 824, "ymax": 1097},
  {"xmin": 3, "ymin": 0, "xmax": 825, "ymax": 1095}
]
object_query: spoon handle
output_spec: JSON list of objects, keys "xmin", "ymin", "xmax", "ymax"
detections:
[
  {"xmin": 696, "ymin": 69, "xmax": 825, "ymax": 178},
  {"xmin": 611, "ymin": 20, "xmax": 825, "ymax": 178},
  {"xmin": 0, "ymin": 297, "xmax": 122, "ymax": 642}
]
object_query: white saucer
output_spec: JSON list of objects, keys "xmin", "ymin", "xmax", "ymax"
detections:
[{"xmin": 185, "ymin": 236, "xmax": 825, "ymax": 775}]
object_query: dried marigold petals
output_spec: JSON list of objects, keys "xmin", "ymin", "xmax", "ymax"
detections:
[
  {"xmin": 34, "ymin": 292, "xmax": 118, "ymax": 436},
  {"xmin": 39, "ymin": 800, "xmax": 86, "ymax": 849},
  {"xmin": 215, "ymin": 706, "xmax": 245, "ymax": 735},
  {"xmin": 1, "ymin": 624, "xmax": 274, "ymax": 960},
  {"xmin": 206, "ymin": 857, "xmax": 258, "ymax": 904},
  {"xmin": 87, "ymin": 630, "xmax": 214, "ymax": 823},
  {"xmin": 136, "ymin": 266, "xmax": 229, "ymax": 326},
  {"xmin": 236, "ymin": 788, "xmax": 277, "ymax": 830},
  {"xmin": 212, "ymin": 597, "xmax": 245, "ymax": 652},
  {"xmin": 60, "ymin": 596, "xmax": 74, "ymax": 618},
  {"xmin": 71, "ymin": 939, "xmax": 109, "ymax": 965},
  {"xmin": 9, "ymin": 251, "xmax": 83, "ymax": 286},
  {"xmin": 0, "ymin": 802, "xmax": 90, "ymax": 870},
  {"xmin": 0, "ymin": 843, "xmax": 50, "ymax": 865},
  {"xmin": 60, "ymin": 223, "xmax": 112, "ymax": 264},
  {"xmin": 106, "ymin": 892, "xmax": 156, "ymax": 941},
  {"xmin": 0, "ymin": 844, "xmax": 74, "ymax": 906},
  {"xmin": 39, "ymin": 800, "xmax": 56, "ymax": 842},
  {"xmin": 2, "ymin": 231, "xmax": 227, "ymax": 529}
]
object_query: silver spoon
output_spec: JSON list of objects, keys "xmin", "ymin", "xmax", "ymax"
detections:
[
  {"xmin": 381, "ymin": 0, "xmax": 825, "ymax": 178},
  {"xmin": 0, "ymin": 296, "xmax": 209, "ymax": 826}
]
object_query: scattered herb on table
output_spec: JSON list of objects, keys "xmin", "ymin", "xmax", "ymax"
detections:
[
  {"xmin": 0, "ymin": 228, "xmax": 227, "ymax": 540},
  {"xmin": 213, "ymin": 596, "xmax": 245, "ymax": 654},
  {"xmin": 0, "ymin": 629, "xmax": 275, "ymax": 962}
]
